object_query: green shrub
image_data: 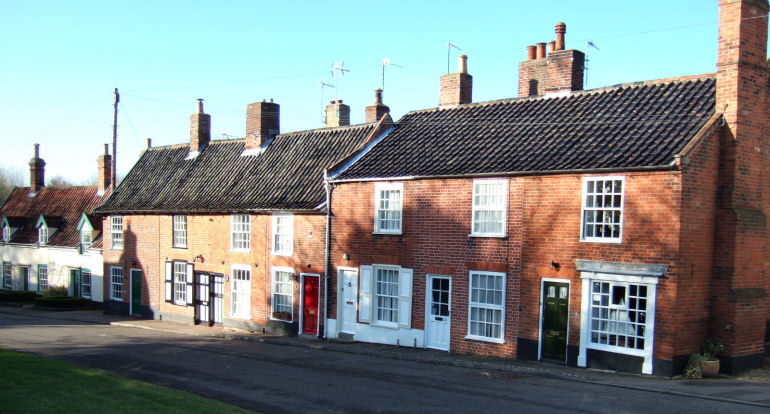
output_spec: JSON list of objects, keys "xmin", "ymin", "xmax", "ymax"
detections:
[
  {"xmin": 34, "ymin": 296, "xmax": 86, "ymax": 309},
  {"xmin": 684, "ymin": 353, "xmax": 705, "ymax": 379},
  {"xmin": 0, "ymin": 290, "xmax": 37, "ymax": 302},
  {"xmin": 42, "ymin": 286, "xmax": 69, "ymax": 298}
]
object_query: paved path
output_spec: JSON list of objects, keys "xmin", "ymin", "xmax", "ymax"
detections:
[{"xmin": 1, "ymin": 305, "xmax": 769, "ymax": 413}]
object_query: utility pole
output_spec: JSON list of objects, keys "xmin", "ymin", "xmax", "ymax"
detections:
[{"xmin": 112, "ymin": 88, "xmax": 119, "ymax": 189}]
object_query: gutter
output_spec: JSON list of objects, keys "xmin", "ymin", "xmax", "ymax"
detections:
[{"xmin": 328, "ymin": 164, "xmax": 679, "ymax": 184}]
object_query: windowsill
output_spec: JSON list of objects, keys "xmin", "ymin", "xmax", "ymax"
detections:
[
  {"xmin": 172, "ymin": 246, "xmax": 188, "ymax": 250},
  {"xmin": 270, "ymin": 317, "xmax": 294, "ymax": 323},
  {"xmin": 111, "ymin": 248, "xmax": 124, "ymax": 251},
  {"xmin": 271, "ymin": 252, "xmax": 293, "ymax": 257},
  {"xmin": 372, "ymin": 321, "xmax": 399, "ymax": 330},
  {"xmin": 580, "ymin": 238, "xmax": 623, "ymax": 244},
  {"xmin": 465, "ymin": 334, "xmax": 505, "ymax": 344},
  {"xmin": 230, "ymin": 314, "xmax": 250, "ymax": 321},
  {"xmin": 467, "ymin": 233, "xmax": 507, "ymax": 239},
  {"xmin": 231, "ymin": 249, "xmax": 251, "ymax": 254},
  {"xmin": 373, "ymin": 231, "xmax": 403, "ymax": 236},
  {"xmin": 173, "ymin": 301, "xmax": 187, "ymax": 307}
]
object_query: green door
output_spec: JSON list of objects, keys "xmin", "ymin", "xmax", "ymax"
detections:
[
  {"xmin": 541, "ymin": 281, "xmax": 569, "ymax": 362},
  {"xmin": 70, "ymin": 269, "xmax": 80, "ymax": 297},
  {"xmin": 130, "ymin": 269, "xmax": 142, "ymax": 317}
]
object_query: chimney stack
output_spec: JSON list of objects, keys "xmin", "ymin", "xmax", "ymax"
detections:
[
  {"xmin": 246, "ymin": 100, "xmax": 280, "ymax": 150},
  {"xmin": 190, "ymin": 99, "xmax": 211, "ymax": 152},
  {"xmin": 97, "ymin": 143, "xmax": 112, "ymax": 194},
  {"xmin": 711, "ymin": 0, "xmax": 770, "ymax": 373},
  {"xmin": 518, "ymin": 22, "xmax": 584, "ymax": 97},
  {"xmin": 365, "ymin": 89, "xmax": 390, "ymax": 123},
  {"xmin": 325, "ymin": 100, "xmax": 350, "ymax": 127},
  {"xmin": 29, "ymin": 144, "xmax": 45, "ymax": 193},
  {"xmin": 439, "ymin": 54, "xmax": 473, "ymax": 107}
]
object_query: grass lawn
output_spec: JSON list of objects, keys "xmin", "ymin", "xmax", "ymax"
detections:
[{"xmin": 0, "ymin": 348, "xmax": 255, "ymax": 413}]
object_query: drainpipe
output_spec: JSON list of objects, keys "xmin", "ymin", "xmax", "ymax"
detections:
[{"xmin": 321, "ymin": 169, "xmax": 331, "ymax": 339}]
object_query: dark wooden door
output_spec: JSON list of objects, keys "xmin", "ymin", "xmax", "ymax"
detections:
[
  {"xmin": 541, "ymin": 281, "xmax": 569, "ymax": 362},
  {"xmin": 302, "ymin": 275, "xmax": 319, "ymax": 335},
  {"xmin": 130, "ymin": 269, "xmax": 142, "ymax": 317}
]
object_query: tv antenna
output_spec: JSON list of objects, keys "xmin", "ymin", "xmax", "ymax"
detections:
[
  {"xmin": 381, "ymin": 58, "xmax": 403, "ymax": 93},
  {"xmin": 585, "ymin": 40, "xmax": 600, "ymax": 88},
  {"xmin": 331, "ymin": 61, "xmax": 349, "ymax": 100},
  {"xmin": 447, "ymin": 42, "xmax": 462, "ymax": 74},
  {"xmin": 320, "ymin": 80, "xmax": 334, "ymax": 123}
]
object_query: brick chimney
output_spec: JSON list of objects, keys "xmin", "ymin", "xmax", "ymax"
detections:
[
  {"xmin": 518, "ymin": 23, "xmax": 584, "ymax": 97},
  {"xmin": 190, "ymin": 99, "xmax": 211, "ymax": 152},
  {"xmin": 325, "ymin": 100, "xmax": 350, "ymax": 127},
  {"xmin": 97, "ymin": 143, "xmax": 112, "ymax": 194},
  {"xmin": 29, "ymin": 143, "xmax": 45, "ymax": 193},
  {"xmin": 711, "ymin": 0, "xmax": 770, "ymax": 374},
  {"xmin": 439, "ymin": 54, "xmax": 472, "ymax": 107},
  {"xmin": 365, "ymin": 89, "xmax": 390, "ymax": 123},
  {"xmin": 245, "ymin": 99, "xmax": 280, "ymax": 150}
]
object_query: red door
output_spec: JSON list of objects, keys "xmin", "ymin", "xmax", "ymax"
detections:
[{"xmin": 302, "ymin": 275, "xmax": 320, "ymax": 335}]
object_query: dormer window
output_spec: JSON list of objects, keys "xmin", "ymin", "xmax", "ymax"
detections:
[
  {"xmin": 81, "ymin": 229, "xmax": 92, "ymax": 248},
  {"xmin": 39, "ymin": 225, "xmax": 48, "ymax": 246},
  {"xmin": 2, "ymin": 226, "xmax": 9, "ymax": 242}
]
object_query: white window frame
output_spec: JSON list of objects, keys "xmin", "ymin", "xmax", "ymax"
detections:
[
  {"xmin": 230, "ymin": 264, "xmax": 251, "ymax": 319},
  {"xmin": 271, "ymin": 267, "xmax": 294, "ymax": 321},
  {"xmin": 231, "ymin": 214, "xmax": 250, "ymax": 252},
  {"xmin": 580, "ymin": 176, "xmax": 624, "ymax": 243},
  {"xmin": 38, "ymin": 265, "xmax": 48, "ymax": 292},
  {"xmin": 466, "ymin": 270, "xmax": 506, "ymax": 343},
  {"xmin": 173, "ymin": 215, "xmax": 187, "ymax": 248},
  {"xmin": 359, "ymin": 265, "xmax": 413, "ymax": 329},
  {"xmin": 81, "ymin": 229, "xmax": 92, "ymax": 248},
  {"xmin": 81, "ymin": 269, "xmax": 92, "ymax": 299},
  {"xmin": 110, "ymin": 216, "xmax": 124, "ymax": 250},
  {"xmin": 373, "ymin": 265, "xmax": 400, "ymax": 328},
  {"xmin": 173, "ymin": 261, "xmax": 187, "ymax": 305},
  {"xmin": 271, "ymin": 214, "xmax": 294, "ymax": 256},
  {"xmin": 374, "ymin": 182, "xmax": 403, "ymax": 234},
  {"xmin": 38, "ymin": 225, "xmax": 48, "ymax": 246},
  {"xmin": 470, "ymin": 179, "xmax": 507, "ymax": 237},
  {"xmin": 2, "ymin": 262, "xmax": 11, "ymax": 288},
  {"xmin": 2, "ymin": 226, "xmax": 9, "ymax": 242},
  {"xmin": 578, "ymin": 271, "xmax": 658, "ymax": 375},
  {"xmin": 110, "ymin": 266, "xmax": 123, "ymax": 300}
]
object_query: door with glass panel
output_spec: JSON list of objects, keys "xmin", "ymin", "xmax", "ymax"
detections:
[{"xmin": 426, "ymin": 275, "xmax": 451, "ymax": 351}]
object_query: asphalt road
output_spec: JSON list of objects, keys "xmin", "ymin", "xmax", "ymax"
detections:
[{"xmin": 0, "ymin": 312, "xmax": 762, "ymax": 413}]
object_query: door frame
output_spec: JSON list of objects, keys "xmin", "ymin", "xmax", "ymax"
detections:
[
  {"xmin": 194, "ymin": 271, "xmax": 211, "ymax": 326},
  {"xmin": 538, "ymin": 278, "xmax": 570, "ymax": 362},
  {"xmin": 336, "ymin": 266, "xmax": 358, "ymax": 334},
  {"xmin": 129, "ymin": 268, "xmax": 142, "ymax": 317},
  {"xmin": 424, "ymin": 274, "xmax": 452, "ymax": 351},
  {"xmin": 299, "ymin": 273, "xmax": 321, "ymax": 335}
]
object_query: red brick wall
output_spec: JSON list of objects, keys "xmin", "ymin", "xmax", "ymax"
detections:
[
  {"xmin": 330, "ymin": 169, "xmax": 702, "ymax": 360},
  {"xmin": 103, "ymin": 212, "xmax": 326, "ymax": 327}
]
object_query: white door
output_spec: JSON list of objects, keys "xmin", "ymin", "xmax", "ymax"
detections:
[
  {"xmin": 340, "ymin": 269, "xmax": 358, "ymax": 334},
  {"xmin": 425, "ymin": 275, "xmax": 451, "ymax": 351}
]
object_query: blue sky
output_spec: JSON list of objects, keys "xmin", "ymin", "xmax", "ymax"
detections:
[{"xmin": 0, "ymin": 1, "xmax": 729, "ymax": 184}]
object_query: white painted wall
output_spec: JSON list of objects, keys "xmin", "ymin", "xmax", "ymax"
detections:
[
  {"xmin": 326, "ymin": 318, "xmax": 425, "ymax": 348},
  {"xmin": 0, "ymin": 244, "xmax": 104, "ymax": 302}
]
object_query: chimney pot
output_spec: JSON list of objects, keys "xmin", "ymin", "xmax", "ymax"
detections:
[
  {"xmin": 103, "ymin": 143, "xmax": 109, "ymax": 155},
  {"xmin": 555, "ymin": 22, "xmax": 566, "ymax": 50},
  {"xmin": 527, "ymin": 45, "xmax": 536, "ymax": 61},
  {"xmin": 458, "ymin": 54, "xmax": 468, "ymax": 74},
  {"xmin": 536, "ymin": 43, "xmax": 547, "ymax": 59},
  {"xmin": 197, "ymin": 98, "xmax": 204, "ymax": 113},
  {"xmin": 548, "ymin": 41, "xmax": 556, "ymax": 53},
  {"xmin": 146, "ymin": 138, "xmax": 152, "ymax": 149}
]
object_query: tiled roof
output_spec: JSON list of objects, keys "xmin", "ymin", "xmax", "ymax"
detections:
[
  {"xmin": 1, "ymin": 186, "xmax": 109, "ymax": 247},
  {"xmin": 95, "ymin": 123, "xmax": 377, "ymax": 214},
  {"xmin": 334, "ymin": 77, "xmax": 716, "ymax": 180}
]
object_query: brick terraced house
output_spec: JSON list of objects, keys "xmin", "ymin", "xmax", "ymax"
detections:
[
  {"xmin": 94, "ymin": 98, "xmax": 391, "ymax": 335},
  {"xmin": 323, "ymin": 0, "xmax": 770, "ymax": 375},
  {"xmin": 0, "ymin": 144, "xmax": 112, "ymax": 301}
]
